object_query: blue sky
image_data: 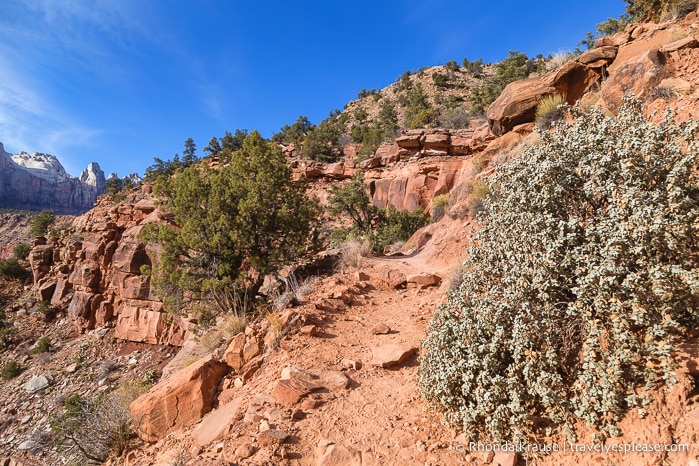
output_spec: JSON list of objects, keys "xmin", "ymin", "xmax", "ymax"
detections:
[{"xmin": 0, "ymin": 1, "xmax": 626, "ymax": 177}]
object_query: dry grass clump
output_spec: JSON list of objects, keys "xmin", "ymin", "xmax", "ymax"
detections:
[
  {"xmin": 662, "ymin": 0, "xmax": 698, "ymax": 19},
  {"xmin": 270, "ymin": 273, "xmax": 320, "ymax": 311},
  {"xmin": 545, "ymin": 50, "xmax": 574, "ymax": 71},
  {"xmin": 535, "ymin": 94, "xmax": 567, "ymax": 131},
  {"xmin": 445, "ymin": 179, "xmax": 490, "ymax": 220},
  {"xmin": 430, "ymin": 194, "xmax": 451, "ymax": 221},
  {"xmin": 198, "ymin": 310, "xmax": 249, "ymax": 351},
  {"xmin": 336, "ymin": 239, "xmax": 373, "ymax": 271}
]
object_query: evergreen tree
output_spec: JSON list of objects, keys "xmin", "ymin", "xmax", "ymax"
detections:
[
  {"xmin": 182, "ymin": 138, "xmax": 197, "ymax": 165},
  {"xmin": 142, "ymin": 131, "xmax": 320, "ymax": 313}
]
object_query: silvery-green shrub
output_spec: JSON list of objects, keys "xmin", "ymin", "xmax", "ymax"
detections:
[{"xmin": 419, "ymin": 96, "xmax": 699, "ymax": 445}]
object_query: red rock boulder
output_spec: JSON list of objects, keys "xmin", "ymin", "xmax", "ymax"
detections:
[{"xmin": 130, "ymin": 355, "xmax": 228, "ymax": 443}]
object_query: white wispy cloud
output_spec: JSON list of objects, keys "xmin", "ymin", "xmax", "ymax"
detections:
[{"xmin": 0, "ymin": 0, "xmax": 148, "ymax": 172}]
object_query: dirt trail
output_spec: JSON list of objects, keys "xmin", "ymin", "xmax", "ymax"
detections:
[{"xmin": 126, "ymin": 220, "xmax": 477, "ymax": 465}]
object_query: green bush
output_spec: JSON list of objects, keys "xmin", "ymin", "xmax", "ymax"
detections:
[
  {"xmin": 420, "ymin": 97, "xmax": 699, "ymax": 446},
  {"xmin": 37, "ymin": 300, "xmax": 56, "ymax": 321},
  {"xmin": 29, "ymin": 210, "xmax": 55, "ymax": 237},
  {"xmin": 31, "ymin": 337, "xmax": 51, "ymax": 354},
  {"xmin": 403, "ymin": 83, "xmax": 439, "ymax": 129},
  {"xmin": 624, "ymin": 0, "xmax": 697, "ymax": 20},
  {"xmin": 469, "ymin": 51, "xmax": 537, "ymax": 115},
  {"xmin": 1, "ymin": 360, "xmax": 22, "ymax": 380},
  {"xmin": 432, "ymin": 72, "xmax": 448, "ymax": 88},
  {"xmin": 462, "ymin": 58, "xmax": 484, "ymax": 77},
  {"xmin": 0, "ymin": 258, "xmax": 26, "ymax": 279},
  {"xmin": 327, "ymin": 173, "xmax": 428, "ymax": 252},
  {"xmin": 373, "ymin": 206, "xmax": 429, "ymax": 253},
  {"xmin": 12, "ymin": 243, "xmax": 31, "ymax": 260}
]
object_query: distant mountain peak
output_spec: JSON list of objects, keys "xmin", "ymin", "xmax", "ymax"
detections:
[{"xmin": 0, "ymin": 142, "xmax": 108, "ymax": 215}]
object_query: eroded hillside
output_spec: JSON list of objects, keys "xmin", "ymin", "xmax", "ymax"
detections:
[{"xmin": 0, "ymin": 7, "xmax": 698, "ymax": 466}]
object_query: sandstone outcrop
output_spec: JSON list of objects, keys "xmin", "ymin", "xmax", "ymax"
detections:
[
  {"xmin": 0, "ymin": 142, "xmax": 107, "ymax": 215},
  {"xmin": 29, "ymin": 190, "xmax": 192, "ymax": 346},
  {"xmin": 487, "ymin": 46, "xmax": 618, "ymax": 135}
]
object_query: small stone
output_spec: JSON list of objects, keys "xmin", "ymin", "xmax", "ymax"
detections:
[
  {"xmin": 234, "ymin": 377, "xmax": 244, "ymax": 388},
  {"xmin": 257, "ymin": 429, "xmax": 288, "ymax": 447},
  {"xmin": 321, "ymin": 370, "xmax": 350, "ymax": 390},
  {"xmin": 280, "ymin": 366, "xmax": 304, "ymax": 380},
  {"xmin": 370, "ymin": 344, "xmax": 418, "ymax": 368},
  {"xmin": 235, "ymin": 443, "xmax": 256, "ymax": 459},
  {"xmin": 25, "ymin": 374, "xmax": 51, "ymax": 393},
  {"xmin": 20, "ymin": 415, "xmax": 31, "ymax": 424},
  {"xmin": 64, "ymin": 363, "xmax": 78, "ymax": 373},
  {"xmin": 259, "ymin": 420, "xmax": 270, "ymax": 432},
  {"xmin": 341, "ymin": 359, "xmax": 362, "ymax": 370},
  {"xmin": 370, "ymin": 323, "xmax": 391, "ymax": 335},
  {"xmin": 300, "ymin": 397, "xmax": 323, "ymax": 410},
  {"xmin": 127, "ymin": 357, "xmax": 138, "ymax": 366},
  {"xmin": 243, "ymin": 338, "xmax": 261, "ymax": 362},
  {"xmin": 318, "ymin": 438, "xmax": 334, "ymax": 448},
  {"xmin": 291, "ymin": 408, "xmax": 305, "ymax": 420},
  {"xmin": 18, "ymin": 439, "xmax": 40, "ymax": 451},
  {"xmin": 318, "ymin": 444, "xmax": 362, "ymax": 466},
  {"xmin": 300, "ymin": 324, "xmax": 318, "ymax": 336}
]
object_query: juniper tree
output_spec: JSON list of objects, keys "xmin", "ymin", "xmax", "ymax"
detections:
[{"xmin": 142, "ymin": 131, "xmax": 320, "ymax": 314}]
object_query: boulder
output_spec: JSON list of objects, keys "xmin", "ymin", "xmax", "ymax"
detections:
[
  {"xmin": 422, "ymin": 132, "xmax": 450, "ymax": 152},
  {"xmin": 257, "ymin": 429, "xmax": 289, "ymax": 447},
  {"xmin": 488, "ymin": 46, "xmax": 617, "ymax": 135},
  {"xmin": 38, "ymin": 281, "xmax": 56, "ymax": 302},
  {"xmin": 112, "ymin": 242, "xmax": 150, "ymax": 274},
  {"xmin": 395, "ymin": 130, "xmax": 423, "ymax": 149},
  {"xmin": 50, "ymin": 278, "xmax": 72, "ymax": 305},
  {"xmin": 601, "ymin": 49, "xmax": 670, "ymax": 110},
  {"xmin": 25, "ymin": 374, "xmax": 52, "ymax": 393},
  {"xmin": 69, "ymin": 262, "xmax": 101, "ymax": 289},
  {"xmin": 406, "ymin": 273, "xmax": 443, "ymax": 288},
  {"xmin": 191, "ymin": 397, "xmax": 243, "ymax": 446},
  {"xmin": 130, "ymin": 355, "xmax": 228, "ymax": 443},
  {"xmin": 370, "ymin": 267, "xmax": 406, "ymax": 289},
  {"xmin": 271, "ymin": 377, "xmax": 321, "ymax": 406},
  {"xmin": 114, "ymin": 303, "xmax": 189, "ymax": 346},
  {"xmin": 370, "ymin": 323, "xmax": 391, "ymax": 335}
]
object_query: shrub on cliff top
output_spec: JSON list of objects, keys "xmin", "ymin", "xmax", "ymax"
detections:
[{"xmin": 420, "ymin": 96, "xmax": 699, "ymax": 446}]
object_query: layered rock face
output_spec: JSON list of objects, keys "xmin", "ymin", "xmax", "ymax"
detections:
[
  {"xmin": 0, "ymin": 142, "xmax": 106, "ymax": 215},
  {"xmin": 290, "ymin": 123, "xmax": 498, "ymax": 213},
  {"xmin": 30, "ymin": 189, "xmax": 192, "ymax": 346}
]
